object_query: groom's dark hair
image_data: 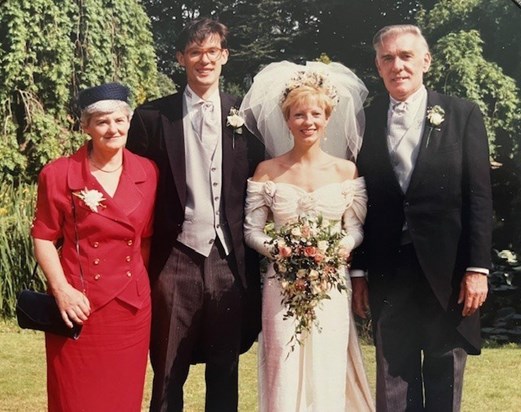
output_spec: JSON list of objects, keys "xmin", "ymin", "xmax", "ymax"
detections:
[{"xmin": 175, "ymin": 18, "xmax": 229, "ymax": 52}]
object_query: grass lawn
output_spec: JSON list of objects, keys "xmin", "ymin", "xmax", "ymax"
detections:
[{"xmin": 1, "ymin": 320, "xmax": 520, "ymax": 411}]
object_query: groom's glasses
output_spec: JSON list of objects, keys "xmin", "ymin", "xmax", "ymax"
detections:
[{"xmin": 184, "ymin": 47, "xmax": 224, "ymax": 62}]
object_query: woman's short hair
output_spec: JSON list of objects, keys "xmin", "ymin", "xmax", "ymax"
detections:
[
  {"xmin": 281, "ymin": 85, "xmax": 335, "ymax": 121},
  {"xmin": 80, "ymin": 100, "xmax": 133, "ymax": 127},
  {"xmin": 373, "ymin": 24, "xmax": 430, "ymax": 53},
  {"xmin": 175, "ymin": 18, "xmax": 229, "ymax": 52}
]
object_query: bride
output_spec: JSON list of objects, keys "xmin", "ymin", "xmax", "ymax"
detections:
[{"xmin": 242, "ymin": 61, "xmax": 374, "ymax": 411}]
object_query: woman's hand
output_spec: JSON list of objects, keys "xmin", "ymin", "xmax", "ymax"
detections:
[
  {"xmin": 33, "ymin": 238, "xmax": 91, "ymax": 328},
  {"xmin": 53, "ymin": 284, "xmax": 91, "ymax": 328}
]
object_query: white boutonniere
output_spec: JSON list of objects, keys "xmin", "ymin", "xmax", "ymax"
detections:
[
  {"xmin": 73, "ymin": 188, "xmax": 106, "ymax": 213},
  {"xmin": 425, "ymin": 105, "xmax": 445, "ymax": 147},
  {"xmin": 427, "ymin": 105, "xmax": 445, "ymax": 128},
  {"xmin": 227, "ymin": 107, "xmax": 244, "ymax": 134},
  {"xmin": 227, "ymin": 107, "xmax": 245, "ymax": 149}
]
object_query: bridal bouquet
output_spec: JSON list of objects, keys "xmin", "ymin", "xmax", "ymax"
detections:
[{"xmin": 265, "ymin": 214, "xmax": 349, "ymax": 348}]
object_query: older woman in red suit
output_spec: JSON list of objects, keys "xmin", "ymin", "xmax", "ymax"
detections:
[{"xmin": 31, "ymin": 83, "xmax": 158, "ymax": 412}]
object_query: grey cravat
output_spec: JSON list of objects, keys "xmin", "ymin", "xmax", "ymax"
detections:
[
  {"xmin": 388, "ymin": 101, "xmax": 411, "ymax": 190},
  {"xmin": 193, "ymin": 101, "xmax": 219, "ymax": 148},
  {"xmin": 388, "ymin": 102, "xmax": 409, "ymax": 151}
]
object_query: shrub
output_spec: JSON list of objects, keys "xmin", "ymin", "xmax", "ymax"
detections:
[{"xmin": 0, "ymin": 182, "xmax": 44, "ymax": 318}]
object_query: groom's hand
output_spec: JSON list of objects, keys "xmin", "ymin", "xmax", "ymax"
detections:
[
  {"xmin": 458, "ymin": 272, "xmax": 488, "ymax": 317},
  {"xmin": 351, "ymin": 277, "xmax": 369, "ymax": 318}
]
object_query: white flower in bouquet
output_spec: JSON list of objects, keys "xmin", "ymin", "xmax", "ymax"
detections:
[{"xmin": 317, "ymin": 240, "xmax": 329, "ymax": 252}]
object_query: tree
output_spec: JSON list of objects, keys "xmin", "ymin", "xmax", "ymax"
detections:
[
  {"xmin": 0, "ymin": 0, "xmax": 160, "ymax": 182},
  {"xmin": 141, "ymin": 0, "xmax": 442, "ymax": 92},
  {"xmin": 141, "ymin": 0, "xmax": 320, "ymax": 91},
  {"xmin": 424, "ymin": 30, "xmax": 521, "ymax": 158},
  {"xmin": 313, "ymin": 0, "xmax": 438, "ymax": 91},
  {"xmin": 418, "ymin": 0, "xmax": 521, "ymax": 159},
  {"xmin": 418, "ymin": 0, "xmax": 521, "ymax": 252},
  {"xmin": 418, "ymin": 0, "xmax": 521, "ymax": 86}
]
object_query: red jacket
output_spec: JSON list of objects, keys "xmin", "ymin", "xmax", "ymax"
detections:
[{"xmin": 32, "ymin": 144, "xmax": 158, "ymax": 311}]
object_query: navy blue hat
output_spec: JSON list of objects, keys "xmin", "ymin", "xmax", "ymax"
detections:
[{"xmin": 77, "ymin": 82, "xmax": 130, "ymax": 109}]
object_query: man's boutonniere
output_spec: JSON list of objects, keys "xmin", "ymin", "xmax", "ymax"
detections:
[
  {"xmin": 227, "ymin": 107, "xmax": 244, "ymax": 134},
  {"xmin": 73, "ymin": 188, "xmax": 106, "ymax": 213},
  {"xmin": 425, "ymin": 105, "xmax": 445, "ymax": 147},
  {"xmin": 227, "ymin": 107, "xmax": 244, "ymax": 148}
]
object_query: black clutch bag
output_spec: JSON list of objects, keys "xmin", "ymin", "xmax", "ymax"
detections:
[
  {"xmin": 16, "ymin": 290, "xmax": 82, "ymax": 340},
  {"xmin": 17, "ymin": 193, "xmax": 85, "ymax": 340}
]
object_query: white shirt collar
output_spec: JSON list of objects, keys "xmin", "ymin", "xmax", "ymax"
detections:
[
  {"xmin": 389, "ymin": 85, "xmax": 426, "ymax": 109},
  {"xmin": 184, "ymin": 85, "xmax": 220, "ymax": 108}
]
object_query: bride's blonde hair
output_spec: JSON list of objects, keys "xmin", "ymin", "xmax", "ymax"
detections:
[{"xmin": 281, "ymin": 85, "xmax": 335, "ymax": 121}]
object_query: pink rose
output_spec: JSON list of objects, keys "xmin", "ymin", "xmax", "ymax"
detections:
[
  {"xmin": 301, "ymin": 225, "xmax": 311, "ymax": 238},
  {"xmin": 304, "ymin": 246, "xmax": 317, "ymax": 257},
  {"xmin": 314, "ymin": 252, "xmax": 325, "ymax": 263},
  {"xmin": 278, "ymin": 246, "xmax": 292, "ymax": 258},
  {"xmin": 295, "ymin": 278, "xmax": 307, "ymax": 291},
  {"xmin": 324, "ymin": 265, "xmax": 335, "ymax": 275}
]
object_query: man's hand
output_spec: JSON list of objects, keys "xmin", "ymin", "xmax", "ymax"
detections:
[
  {"xmin": 351, "ymin": 277, "xmax": 370, "ymax": 318},
  {"xmin": 458, "ymin": 272, "xmax": 488, "ymax": 317}
]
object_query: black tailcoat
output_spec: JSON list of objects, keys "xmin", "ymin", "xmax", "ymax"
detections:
[
  {"xmin": 126, "ymin": 90, "xmax": 264, "ymax": 354},
  {"xmin": 353, "ymin": 90, "xmax": 492, "ymax": 353}
]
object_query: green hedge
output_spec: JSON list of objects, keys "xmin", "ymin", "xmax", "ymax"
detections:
[{"xmin": 0, "ymin": 182, "xmax": 45, "ymax": 317}]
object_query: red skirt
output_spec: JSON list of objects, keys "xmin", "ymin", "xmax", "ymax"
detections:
[{"xmin": 45, "ymin": 297, "xmax": 151, "ymax": 412}]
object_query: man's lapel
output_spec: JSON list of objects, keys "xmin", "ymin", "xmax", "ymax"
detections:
[
  {"xmin": 163, "ymin": 92, "xmax": 187, "ymax": 210},
  {"xmin": 220, "ymin": 92, "xmax": 236, "ymax": 200},
  {"xmin": 406, "ymin": 90, "xmax": 444, "ymax": 194},
  {"xmin": 371, "ymin": 96, "xmax": 403, "ymax": 194}
]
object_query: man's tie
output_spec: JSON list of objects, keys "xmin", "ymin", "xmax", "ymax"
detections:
[
  {"xmin": 388, "ymin": 102, "xmax": 409, "ymax": 150},
  {"xmin": 388, "ymin": 101, "xmax": 411, "ymax": 190},
  {"xmin": 393, "ymin": 101, "xmax": 408, "ymax": 115},
  {"xmin": 194, "ymin": 101, "xmax": 219, "ymax": 149}
]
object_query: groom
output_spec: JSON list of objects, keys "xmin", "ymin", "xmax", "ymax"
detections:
[
  {"xmin": 127, "ymin": 18, "xmax": 263, "ymax": 411},
  {"xmin": 351, "ymin": 25, "xmax": 492, "ymax": 411}
]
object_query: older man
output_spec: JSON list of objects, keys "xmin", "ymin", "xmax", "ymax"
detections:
[{"xmin": 351, "ymin": 24, "xmax": 492, "ymax": 411}]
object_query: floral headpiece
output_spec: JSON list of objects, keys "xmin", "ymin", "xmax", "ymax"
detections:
[{"xmin": 280, "ymin": 70, "xmax": 339, "ymax": 107}]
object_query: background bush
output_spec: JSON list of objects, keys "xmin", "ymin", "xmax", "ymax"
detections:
[
  {"xmin": 0, "ymin": 182, "xmax": 43, "ymax": 317},
  {"xmin": 0, "ymin": 0, "xmax": 160, "ymax": 184}
]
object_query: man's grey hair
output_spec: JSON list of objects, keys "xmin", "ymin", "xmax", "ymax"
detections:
[
  {"xmin": 80, "ymin": 100, "xmax": 133, "ymax": 127},
  {"xmin": 373, "ymin": 24, "xmax": 430, "ymax": 54}
]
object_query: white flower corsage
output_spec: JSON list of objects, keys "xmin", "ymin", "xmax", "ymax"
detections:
[
  {"xmin": 227, "ymin": 107, "xmax": 244, "ymax": 135},
  {"xmin": 426, "ymin": 105, "xmax": 445, "ymax": 128},
  {"xmin": 425, "ymin": 105, "xmax": 445, "ymax": 147},
  {"xmin": 73, "ymin": 188, "xmax": 106, "ymax": 213}
]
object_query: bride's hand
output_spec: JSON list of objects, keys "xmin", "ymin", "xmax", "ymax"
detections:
[
  {"xmin": 53, "ymin": 284, "xmax": 91, "ymax": 328},
  {"xmin": 338, "ymin": 246, "xmax": 352, "ymax": 264}
]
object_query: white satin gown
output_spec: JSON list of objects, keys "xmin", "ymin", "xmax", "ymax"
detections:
[{"xmin": 244, "ymin": 177, "xmax": 375, "ymax": 412}]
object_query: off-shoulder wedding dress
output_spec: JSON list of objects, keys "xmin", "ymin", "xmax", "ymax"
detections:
[{"xmin": 244, "ymin": 177, "xmax": 375, "ymax": 412}]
